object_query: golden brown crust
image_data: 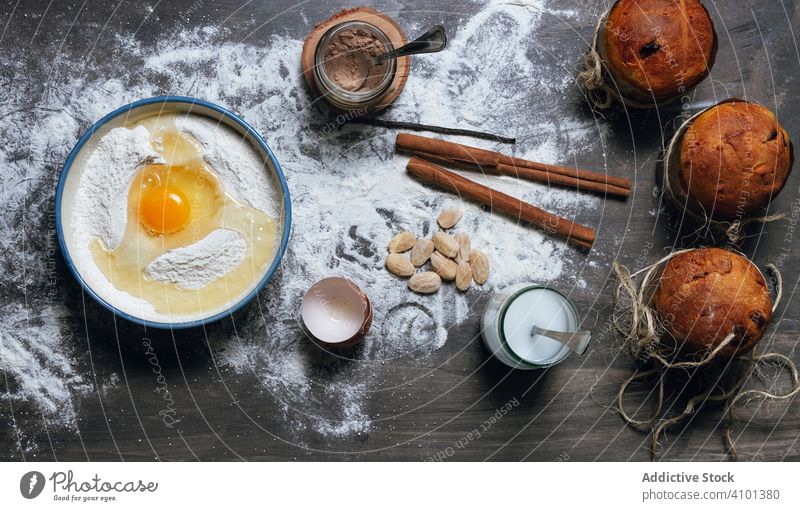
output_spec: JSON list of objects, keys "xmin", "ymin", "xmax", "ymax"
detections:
[
  {"xmin": 679, "ymin": 101, "xmax": 792, "ymax": 220},
  {"xmin": 603, "ymin": 0, "xmax": 715, "ymax": 99},
  {"xmin": 653, "ymin": 248, "xmax": 772, "ymax": 358}
]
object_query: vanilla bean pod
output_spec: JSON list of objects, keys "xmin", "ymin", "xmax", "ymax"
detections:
[{"xmin": 342, "ymin": 117, "xmax": 515, "ymax": 144}]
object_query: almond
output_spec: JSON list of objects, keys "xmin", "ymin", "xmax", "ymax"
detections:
[
  {"xmin": 455, "ymin": 262, "xmax": 472, "ymax": 291},
  {"xmin": 385, "ymin": 253, "xmax": 415, "ymax": 277},
  {"xmin": 437, "ymin": 207, "xmax": 463, "ymax": 229},
  {"xmin": 408, "ymin": 272, "xmax": 441, "ymax": 294},
  {"xmin": 431, "ymin": 251, "xmax": 457, "ymax": 281},
  {"xmin": 432, "ymin": 232, "xmax": 459, "ymax": 258},
  {"xmin": 454, "ymin": 232, "xmax": 471, "ymax": 263},
  {"xmin": 410, "ymin": 239, "xmax": 435, "ymax": 266},
  {"xmin": 387, "ymin": 231, "xmax": 416, "ymax": 253},
  {"xmin": 470, "ymin": 249, "xmax": 489, "ymax": 284}
]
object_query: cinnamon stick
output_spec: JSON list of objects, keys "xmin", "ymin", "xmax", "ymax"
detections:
[
  {"xmin": 500, "ymin": 155, "xmax": 631, "ymax": 190},
  {"xmin": 496, "ymin": 163, "xmax": 631, "ymax": 198},
  {"xmin": 406, "ymin": 157, "xmax": 596, "ymax": 249},
  {"xmin": 411, "ymin": 149, "xmax": 630, "ymax": 198},
  {"xmin": 396, "ymin": 132, "xmax": 632, "ymax": 191},
  {"xmin": 398, "ymin": 133, "xmax": 499, "ymax": 166}
]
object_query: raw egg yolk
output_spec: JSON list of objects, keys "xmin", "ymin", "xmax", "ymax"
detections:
[{"xmin": 139, "ymin": 185, "xmax": 191, "ymax": 235}]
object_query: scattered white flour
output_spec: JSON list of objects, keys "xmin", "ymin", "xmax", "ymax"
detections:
[
  {"xmin": 1, "ymin": 0, "xmax": 607, "ymax": 448},
  {"xmin": 144, "ymin": 228, "xmax": 247, "ymax": 289},
  {"xmin": 0, "ymin": 306, "xmax": 90, "ymax": 422}
]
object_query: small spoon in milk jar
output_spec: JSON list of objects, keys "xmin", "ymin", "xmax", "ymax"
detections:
[{"xmin": 530, "ymin": 325, "xmax": 592, "ymax": 355}]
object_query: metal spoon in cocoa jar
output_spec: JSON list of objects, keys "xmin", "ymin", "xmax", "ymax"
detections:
[{"xmin": 352, "ymin": 25, "xmax": 447, "ymax": 90}]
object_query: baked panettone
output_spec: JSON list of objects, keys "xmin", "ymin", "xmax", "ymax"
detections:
[
  {"xmin": 679, "ymin": 101, "xmax": 792, "ymax": 220},
  {"xmin": 603, "ymin": 0, "xmax": 715, "ymax": 102},
  {"xmin": 653, "ymin": 248, "xmax": 772, "ymax": 359}
]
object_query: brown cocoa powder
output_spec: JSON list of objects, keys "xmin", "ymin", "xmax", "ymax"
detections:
[{"xmin": 323, "ymin": 28, "xmax": 389, "ymax": 92}]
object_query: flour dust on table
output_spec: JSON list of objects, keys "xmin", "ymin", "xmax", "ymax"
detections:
[{"xmin": 0, "ymin": 0, "xmax": 605, "ymax": 448}]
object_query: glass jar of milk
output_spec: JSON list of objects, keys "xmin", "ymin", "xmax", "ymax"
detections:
[{"xmin": 481, "ymin": 284, "xmax": 582, "ymax": 369}]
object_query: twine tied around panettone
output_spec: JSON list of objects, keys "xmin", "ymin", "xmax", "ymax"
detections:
[
  {"xmin": 577, "ymin": 14, "xmax": 616, "ymax": 111},
  {"xmin": 662, "ymin": 102, "xmax": 786, "ymax": 245},
  {"xmin": 612, "ymin": 250, "xmax": 799, "ymax": 460},
  {"xmin": 578, "ymin": 9, "xmax": 672, "ymax": 110}
]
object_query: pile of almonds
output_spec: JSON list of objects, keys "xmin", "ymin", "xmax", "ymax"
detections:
[{"xmin": 385, "ymin": 207, "xmax": 489, "ymax": 294}]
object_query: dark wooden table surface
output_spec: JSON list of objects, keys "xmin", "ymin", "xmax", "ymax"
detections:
[{"xmin": 1, "ymin": 0, "xmax": 799, "ymax": 461}]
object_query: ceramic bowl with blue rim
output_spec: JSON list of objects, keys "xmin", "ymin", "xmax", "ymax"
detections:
[{"xmin": 55, "ymin": 96, "xmax": 291, "ymax": 329}]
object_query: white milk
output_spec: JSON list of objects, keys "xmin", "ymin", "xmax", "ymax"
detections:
[
  {"xmin": 503, "ymin": 288, "xmax": 574, "ymax": 363},
  {"xmin": 481, "ymin": 284, "xmax": 578, "ymax": 369}
]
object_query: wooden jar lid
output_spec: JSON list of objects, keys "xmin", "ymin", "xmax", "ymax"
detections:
[{"xmin": 301, "ymin": 7, "xmax": 410, "ymax": 112}]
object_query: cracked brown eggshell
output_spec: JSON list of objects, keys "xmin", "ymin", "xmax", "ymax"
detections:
[
  {"xmin": 653, "ymin": 248, "xmax": 772, "ymax": 359},
  {"xmin": 301, "ymin": 277, "xmax": 372, "ymax": 348},
  {"xmin": 679, "ymin": 101, "xmax": 793, "ymax": 220}
]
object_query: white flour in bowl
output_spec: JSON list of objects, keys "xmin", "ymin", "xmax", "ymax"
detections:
[
  {"xmin": 144, "ymin": 228, "xmax": 247, "ymax": 290},
  {"xmin": 175, "ymin": 115, "xmax": 280, "ymax": 218},
  {"xmin": 67, "ymin": 115, "xmax": 281, "ymax": 321},
  {"xmin": 70, "ymin": 125, "xmax": 162, "ymax": 317}
]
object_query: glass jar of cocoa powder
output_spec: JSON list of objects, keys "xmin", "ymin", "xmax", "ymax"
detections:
[{"xmin": 313, "ymin": 21, "xmax": 397, "ymax": 110}]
